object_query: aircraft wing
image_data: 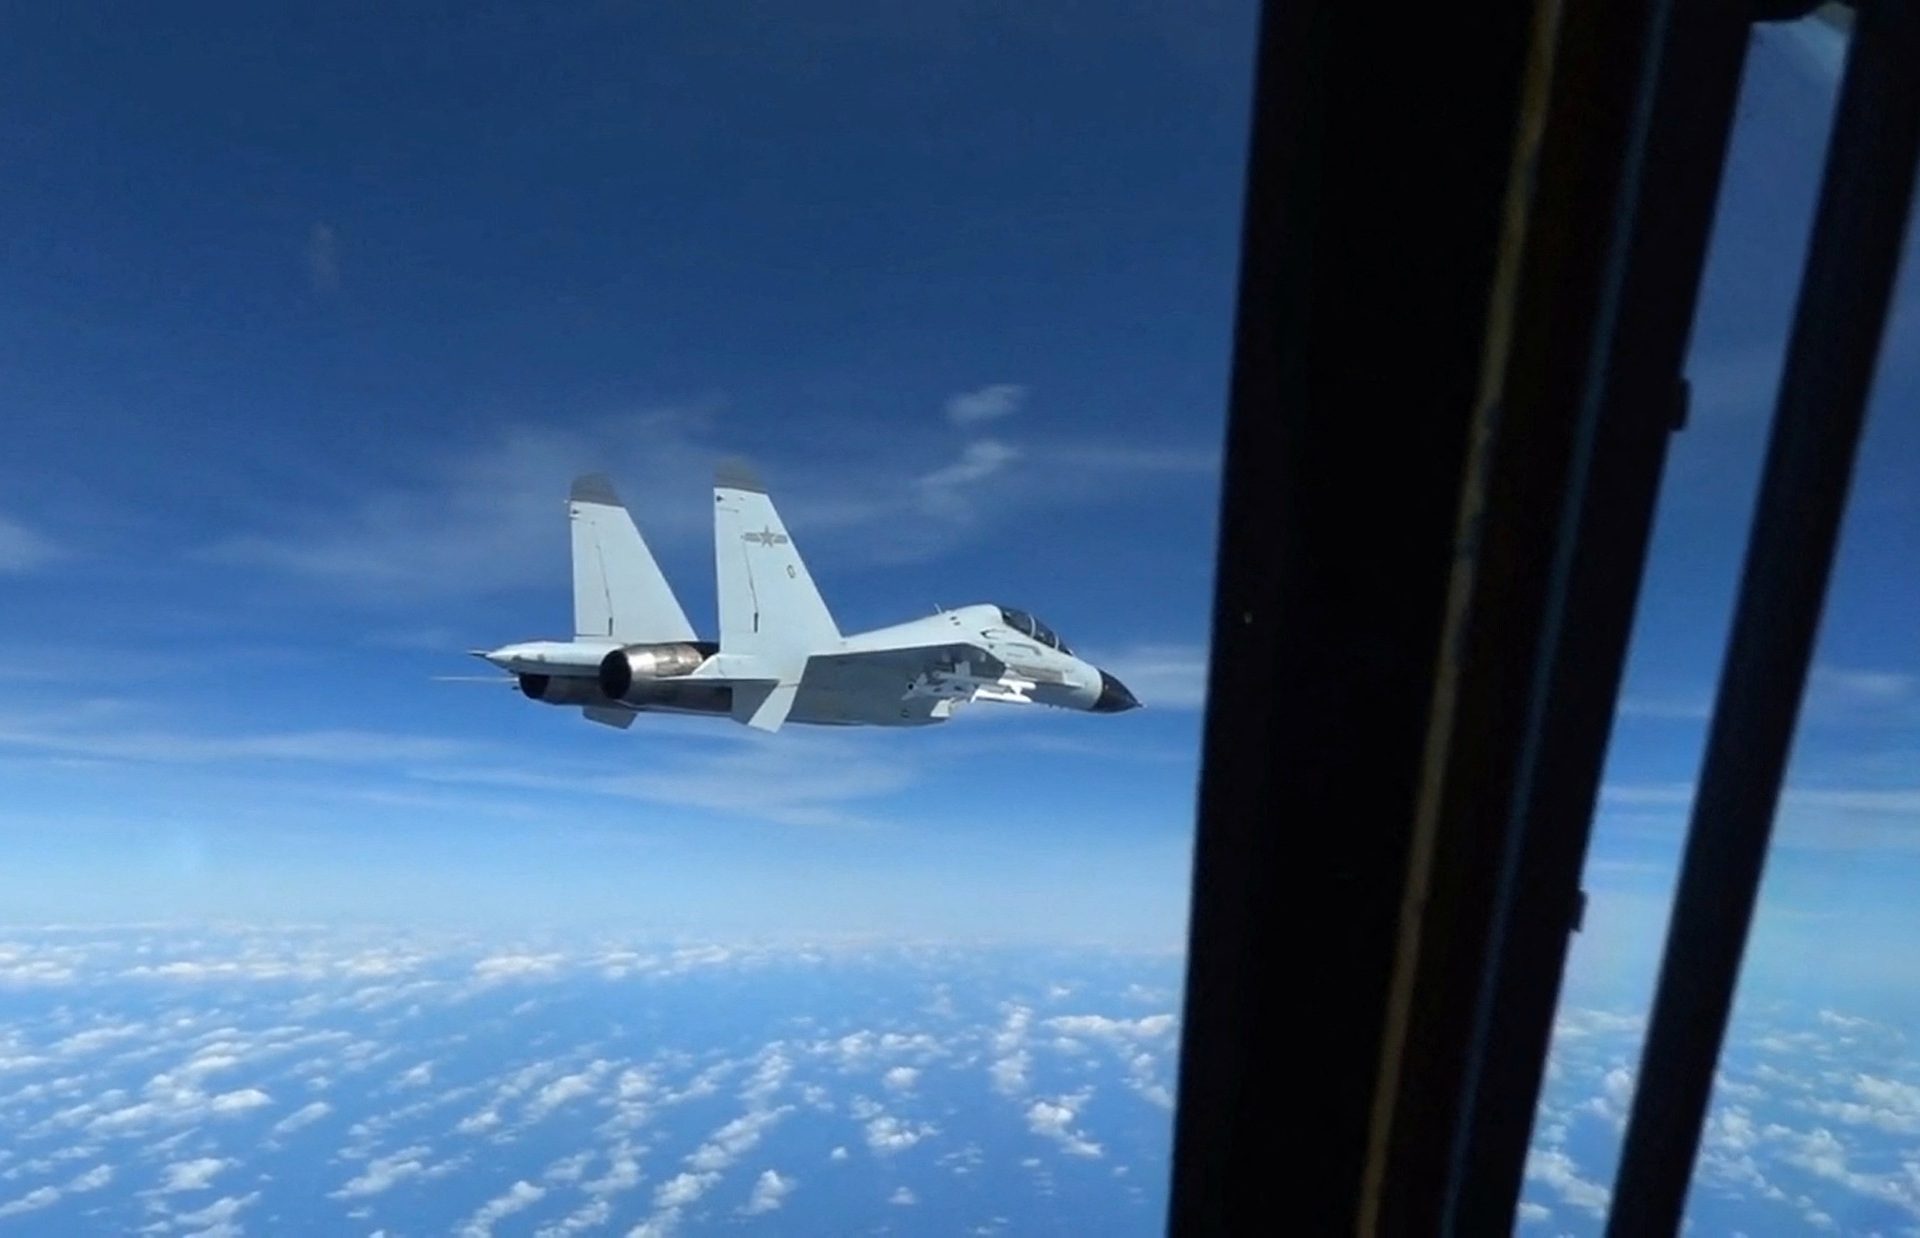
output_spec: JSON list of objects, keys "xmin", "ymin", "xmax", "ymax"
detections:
[{"xmin": 809, "ymin": 640, "xmax": 1009, "ymax": 691}]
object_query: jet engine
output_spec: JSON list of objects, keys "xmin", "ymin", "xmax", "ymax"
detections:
[
  {"xmin": 598, "ymin": 642, "xmax": 715, "ymax": 704},
  {"xmin": 516, "ymin": 673, "xmax": 611, "ymax": 706}
]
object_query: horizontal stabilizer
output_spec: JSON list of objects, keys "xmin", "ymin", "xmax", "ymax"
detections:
[{"xmin": 730, "ymin": 679, "xmax": 801, "ymax": 732}]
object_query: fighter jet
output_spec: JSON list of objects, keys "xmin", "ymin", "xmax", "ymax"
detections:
[{"xmin": 470, "ymin": 462, "xmax": 1142, "ymax": 731}]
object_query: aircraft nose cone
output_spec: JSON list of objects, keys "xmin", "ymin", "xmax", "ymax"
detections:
[{"xmin": 1092, "ymin": 670, "xmax": 1141, "ymax": 713}]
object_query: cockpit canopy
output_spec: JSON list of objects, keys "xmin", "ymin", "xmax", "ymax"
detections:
[{"xmin": 998, "ymin": 606, "xmax": 1072, "ymax": 655}]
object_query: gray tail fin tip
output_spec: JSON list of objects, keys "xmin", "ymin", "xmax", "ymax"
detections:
[
  {"xmin": 571, "ymin": 473, "xmax": 621, "ymax": 505},
  {"xmin": 714, "ymin": 458, "xmax": 767, "ymax": 494}
]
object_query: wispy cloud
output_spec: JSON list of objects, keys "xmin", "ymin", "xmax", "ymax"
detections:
[
  {"xmin": 1086, "ymin": 643, "xmax": 1209, "ymax": 710},
  {"xmin": 946, "ymin": 384, "xmax": 1027, "ymax": 427},
  {"xmin": 308, "ymin": 223, "xmax": 340, "ymax": 293},
  {"xmin": 419, "ymin": 729, "xmax": 920, "ymax": 828},
  {"xmin": 916, "ymin": 440, "xmax": 1020, "ymax": 521},
  {"xmin": 0, "ymin": 517, "xmax": 60, "ymax": 573},
  {"xmin": 0, "ymin": 707, "xmax": 475, "ymax": 767},
  {"xmin": 1600, "ymin": 779, "xmax": 1920, "ymax": 851},
  {"xmin": 207, "ymin": 403, "xmax": 1217, "ymax": 599}
]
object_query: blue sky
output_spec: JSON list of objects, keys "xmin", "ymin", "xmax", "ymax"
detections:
[
  {"xmin": 1566, "ymin": 17, "xmax": 1920, "ymax": 1018},
  {"xmin": 0, "ymin": 3, "xmax": 1911, "ymax": 989},
  {"xmin": 0, "ymin": 1, "xmax": 1255, "ymax": 941}
]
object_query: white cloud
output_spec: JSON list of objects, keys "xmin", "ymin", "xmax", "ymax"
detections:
[
  {"xmin": 890, "ymin": 1185, "xmax": 918, "ymax": 1205},
  {"xmin": 742, "ymin": 1169, "xmax": 795, "ymax": 1215},
  {"xmin": 829, "ymin": 1146, "xmax": 849, "ymax": 1162},
  {"xmin": 160, "ymin": 1157, "xmax": 228, "ymax": 1193},
  {"xmin": 211, "ymin": 403, "xmax": 1215, "ymax": 596},
  {"xmin": 916, "ymin": 440, "xmax": 1020, "ymax": 520},
  {"xmin": 883, "ymin": 1066, "xmax": 919, "ymax": 1093},
  {"xmin": 209, "ymin": 1087, "xmax": 270, "ymax": 1114},
  {"xmin": 1524, "ymin": 1148, "xmax": 1610, "ymax": 1217},
  {"xmin": 653, "ymin": 1170, "xmax": 718, "ymax": 1209},
  {"xmin": 1025, "ymin": 1089, "xmax": 1103, "ymax": 1158},
  {"xmin": 537, "ymin": 1198, "xmax": 613, "ymax": 1237},
  {"xmin": 473, "ymin": 953, "xmax": 566, "ymax": 981},
  {"xmin": 173, "ymin": 1191, "xmax": 260, "ymax": 1233},
  {"xmin": 1806, "ymin": 666, "xmax": 1916, "ymax": 714},
  {"xmin": 460, "ymin": 1180, "xmax": 546, "ymax": 1237},
  {"xmin": 945, "ymin": 384, "xmax": 1027, "ymax": 427},
  {"xmin": 687, "ymin": 1106, "xmax": 793, "ymax": 1173},
  {"xmin": 1806, "ymin": 1074, "xmax": 1920, "ymax": 1134},
  {"xmin": 526, "ymin": 1063, "xmax": 611, "ymax": 1121},
  {"xmin": 865, "ymin": 1114, "xmax": 936, "ymax": 1154},
  {"xmin": 1516, "ymin": 1201, "xmax": 1551, "ymax": 1224},
  {"xmin": 582, "ymin": 1144, "xmax": 645, "ymax": 1196},
  {"xmin": 51, "ymin": 1025, "xmax": 144, "ymax": 1057},
  {"xmin": 0, "ymin": 716, "xmax": 472, "ymax": 768},
  {"xmin": 990, "ymin": 1052, "xmax": 1031, "ymax": 1097},
  {"xmin": 1044, "ymin": 1013, "xmax": 1177, "ymax": 1041},
  {"xmin": 272, "ymin": 1101, "xmax": 331, "ymax": 1134},
  {"xmin": 0, "ymin": 1186, "xmax": 59, "ymax": 1218},
  {"xmin": 396, "ymin": 1062, "xmax": 434, "ymax": 1088},
  {"xmin": 0, "ymin": 1163, "xmax": 110, "ymax": 1221},
  {"xmin": 426, "ymin": 732, "xmax": 920, "ymax": 829},
  {"xmin": 333, "ymin": 1146, "xmax": 430, "ymax": 1198},
  {"xmin": 0, "ymin": 517, "xmax": 60, "ymax": 572}
]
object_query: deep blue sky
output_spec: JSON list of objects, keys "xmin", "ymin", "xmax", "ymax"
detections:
[
  {"xmin": 0, "ymin": 1, "xmax": 1254, "ymax": 940},
  {"xmin": 0, "ymin": 4, "xmax": 1913, "ymax": 993}
]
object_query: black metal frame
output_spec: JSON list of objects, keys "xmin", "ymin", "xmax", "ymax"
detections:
[
  {"xmin": 1167, "ymin": 0, "xmax": 1917, "ymax": 1233},
  {"xmin": 1608, "ymin": 2, "xmax": 1920, "ymax": 1230},
  {"xmin": 1167, "ymin": 3, "xmax": 1537, "ymax": 1231}
]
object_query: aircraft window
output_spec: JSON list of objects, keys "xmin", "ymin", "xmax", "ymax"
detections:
[
  {"xmin": 998, "ymin": 607, "xmax": 1073, "ymax": 654},
  {"xmin": 1525, "ymin": 13, "xmax": 1918, "ymax": 1235}
]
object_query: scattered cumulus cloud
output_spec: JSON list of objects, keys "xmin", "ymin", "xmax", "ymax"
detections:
[
  {"xmin": 865, "ymin": 1114, "xmax": 936, "ymax": 1154},
  {"xmin": 333, "ymin": 1146, "xmax": 432, "ymax": 1199},
  {"xmin": 1026, "ymin": 1088, "xmax": 1103, "ymax": 1158},
  {"xmin": 652, "ymin": 1170, "xmax": 718, "ymax": 1209},
  {"xmin": 459, "ymin": 1180, "xmax": 545, "ymax": 1237},
  {"xmin": 159, "ymin": 1157, "xmax": 228, "ymax": 1193},
  {"xmin": 742, "ymin": 1169, "xmax": 795, "ymax": 1215}
]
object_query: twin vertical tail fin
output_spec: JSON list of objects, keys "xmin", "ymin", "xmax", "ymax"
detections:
[
  {"xmin": 562, "ymin": 466, "xmax": 833, "ymax": 734},
  {"xmin": 713, "ymin": 458, "xmax": 839, "ymax": 730},
  {"xmin": 569, "ymin": 474, "xmax": 698, "ymax": 644}
]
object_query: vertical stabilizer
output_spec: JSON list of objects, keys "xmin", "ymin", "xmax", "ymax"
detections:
[
  {"xmin": 570, "ymin": 474, "xmax": 698, "ymax": 643},
  {"xmin": 713, "ymin": 459, "xmax": 839, "ymax": 718}
]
